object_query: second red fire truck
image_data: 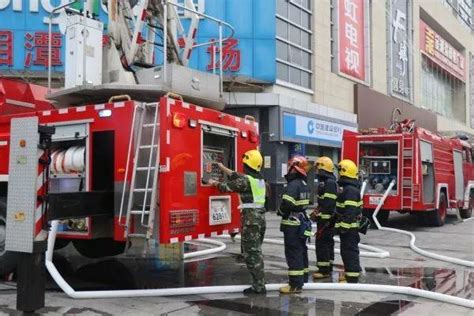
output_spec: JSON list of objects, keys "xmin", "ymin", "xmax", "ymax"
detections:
[{"xmin": 342, "ymin": 114, "xmax": 473, "ymax": 227}]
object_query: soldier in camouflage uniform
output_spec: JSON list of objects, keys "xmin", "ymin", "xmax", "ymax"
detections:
[{"xmin": 209, "ymin": 150, "xmax": 267, "ymax": 295}]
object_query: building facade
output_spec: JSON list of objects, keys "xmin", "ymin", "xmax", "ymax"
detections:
[{"xmin": 0, "ymin": 0, "xmax": 472, "ymax": 209}]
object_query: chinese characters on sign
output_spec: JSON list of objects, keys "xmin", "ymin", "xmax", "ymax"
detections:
[
  {"xmin": 420, "ymin": 20, "xmax": 466, "ymax": 81},
  {"xmin": 283, "ymin": 112, "xmax": 357, "ymax": 145},
  {"xmin": 338, "ymin": 0, "xmax": 366, "ymax": 81},
  {"xmin": 24, "ymin": 32, "xmax": 62, "ymax": 68},
  {"xmin": 0, "ymin": 30, "xmax": 63, "ymax": 69},
  {"xmin": 207, "ymin": 38, "xmax": 241, "ymax": 72},
  {"xmin": 0, "ymin": 30, "xmax": 13, "ymax": 66},
  {"xmin": 389, "ymin": 0, "xmax": 411, "ymax": 100}
]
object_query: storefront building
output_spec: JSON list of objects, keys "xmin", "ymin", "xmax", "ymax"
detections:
[
  {"xmin": 2, "ymin": 1, "xmax": 472, "ymax": 209},
  {"xmin": 0, "ymin": 0, "xmax": 359, "ymax": 209}
]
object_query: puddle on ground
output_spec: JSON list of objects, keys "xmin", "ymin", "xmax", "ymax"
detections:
[
  {"xmin": 44, "ymin": 245, "xmax": 474, "ymax": 302},
  {"xmin": 189, "ymin": 297, "xmax": 414, "ymax": 316},
  {"xmin": 1, "ymin": 243, "xmax": 472, "ymax": 315}
]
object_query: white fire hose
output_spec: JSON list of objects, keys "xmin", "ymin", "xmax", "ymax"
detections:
[
  {"xmin": 220, "ymin": 235, "xmax": 390, "ymax": 259},
  {"xmin": 45, "ymin": 221, "xmax": 473, "ymax": 308},
  {"xmin": 183, "ymin": 239, "xmax": 226, "ymax": 259},
  {"xmin": 372, "ymin": 180, "xmax": 474, "ymax": 268}
]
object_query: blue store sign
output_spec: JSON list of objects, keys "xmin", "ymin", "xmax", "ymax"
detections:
[
  {"xmin": 283, "ymin": 112, "xmax": 357, "ymax": 147},
  {"xmin": 0, "ymin": 0, "xmax": 276, "ymax": 83}
]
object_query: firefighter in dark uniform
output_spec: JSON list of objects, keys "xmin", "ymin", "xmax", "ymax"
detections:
[
  {"xmin": 277, "ymin": 156, "xmax": 311, "ymax": 294},
  {"xmin": 335, "ymin": 159, "xmax": 362, "ymax": 283},
  {"xmin": 209, "ymin": 149, "xmax": 267, "ymax": 295},
  {"xmin": 311, "ymin": 156, "xmax": 338, "ymax": 279}
]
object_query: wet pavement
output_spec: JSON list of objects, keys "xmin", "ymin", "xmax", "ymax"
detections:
[{"xmin": 0, "ymin": 212, "xmax": 472, "ymax": 315}]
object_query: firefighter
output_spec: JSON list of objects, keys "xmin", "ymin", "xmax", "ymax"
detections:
[
  {"xmin": 277, "ymin": 155, "xmax": 311, "ymax": 294},
  {"xmin": 311, "ymin": 156, "xmax": 337, "ymax": 279},
  {"xmin": 208, "ymin": 150, "xmax": 267, "ymax": 295},
  {"xmin": 335, "ymin": 159, "xmax": 362, "ymax": 283}
]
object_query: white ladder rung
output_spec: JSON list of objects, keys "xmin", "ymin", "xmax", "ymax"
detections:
[
  {"xmin": 130, "ymin": 210, "xmax": 151, "ymax": 215},
  {"xmin": 139, "ymin": 145, "xmax": 158, "ymax": 149},
  {"xmin": 134, "ymin": 188, "xmax": 153, "ymax": 192},
  {"xmin": 128, "ymin": 233, "xmax": 147, "ymax": 238},
  {"xmin": 143, "ymin": 123, "xmax": 159, "ymax": 128},
  {"xmin": 136, "ymin": 167, "xmax": 156, "ymax": 171}
]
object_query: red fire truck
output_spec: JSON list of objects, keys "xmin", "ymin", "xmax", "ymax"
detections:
[
  {"xmin": 0, "ymin": 0, "xmax": 258, "ymax": 275},
  {"xmin": 0, "ymin": 78, "xmax": 259, "ymax": 274},
  {"xmin": 342, "ymin": 116, "xmax": 474, "ymax": 227}
]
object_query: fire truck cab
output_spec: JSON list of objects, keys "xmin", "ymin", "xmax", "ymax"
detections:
[{"xmin": 342, "ymin": 119, "xmax": 474, "ymax": 227}]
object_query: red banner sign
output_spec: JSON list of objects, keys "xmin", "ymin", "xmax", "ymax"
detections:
[
  {"xmin": 338, "ymin": 0, "xmax": 366, "ymax": 81},
  {"xmin": 419, "ymin": 20, "xmax": 465, "ymax": 81}
]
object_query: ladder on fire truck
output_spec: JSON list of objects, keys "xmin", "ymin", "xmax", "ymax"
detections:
[
  {"xmin": 119, "ymin": 102, "xmax": 160, "ymax": 251},
  {"xmin": 402, "ymin": 134, "xmax": 414, "ymax": 210}
]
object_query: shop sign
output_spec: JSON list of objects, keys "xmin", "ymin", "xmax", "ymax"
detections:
[
  {"xmin": 420, "ymin": 20, "xmax": 466, "ymax": 81},
  {"xmin": 0, "ymin": 0, "xmax": 275, "ymax": 82},
  {"xmin": 338, "ymin": 0, "xmax": 367, "ymax": 82},
  {"xmin": 283, "ymin": 112, "xmax": 357, "ymax": 145},
  {"xmin": 388, "ymin": 0, "xmax": 411, "ymax": 101}
]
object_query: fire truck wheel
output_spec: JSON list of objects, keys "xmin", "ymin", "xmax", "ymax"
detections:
[
  {"xmin": 459, "ymin": 208, "xmax": 472, "ymax": 219},
  {"xmin": 54, "ymin": 239, "xmax": 71, "ymax": 250},
  {"xmin": 459, "ymin": 192, "xmax": 473, "ymax": 219},
  {"xmin": 0, "ymin": 200, "xmax": 20, "ymax": 275},
  {"xmin": 425, "ymin": 192, "xmax": 447, "ymax": 227},
  {"xmin": 363, "ymin": 209, "xmax": 389, "ymax": 228},
  {"xmin": 73, "ymin": 238, "xmax": 126, "ymax": 258}
]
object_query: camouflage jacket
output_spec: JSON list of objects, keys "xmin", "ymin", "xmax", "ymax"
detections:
[{"xmin": 217, "ymin": 172, "xmax": 254, "ymax": 204}]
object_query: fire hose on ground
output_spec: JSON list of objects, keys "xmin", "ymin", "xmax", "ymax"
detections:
[
  {"xmin": 371, "ymin": 180, "xmax": 474, "ymax": 268},
  {"xmin": 219, "ymin": 235, "xmax": 390, "ymax": 259},
  {"xmin": 45, "ymin": 221, "xmax": 474, "ymax": 308}
]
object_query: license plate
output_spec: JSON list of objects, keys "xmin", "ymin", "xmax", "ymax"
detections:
[
  {"xmin": 209, "ymin": 196, "xmax": 232, "ymax": 225},
  {"xmin": 369, "ymin": 196, "xmax": 382, "ymax": 205}
]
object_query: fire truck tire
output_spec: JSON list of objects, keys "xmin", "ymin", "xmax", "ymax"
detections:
[
  {"xmin": 0, "ymin": 200, "xmax": 19, "ymax": 275},
  {"xmin": 459, "ymin": 193, "xmax": 473, "ymax": 219},
  {"xmin": 425, "ymin": 192, "xmax": 447, "ymax": 227},
  {"xmin": 73, "ymin": 239, "xmax": 126, "ymax": 258},
  {"xmin": 54, "ymin": 239, "xmax": 70, "ymax": 250},
  {"xmin": 363, "ymin": 209, "xmax": 389, "ymax": 227},
  {"xmin": 459, "ymin": 208, "xmax": 472, "ymax": 219}
]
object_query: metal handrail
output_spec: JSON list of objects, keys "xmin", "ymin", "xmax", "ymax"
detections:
[
  {"xmin": 165, "ymin": 0, "xmax": 235, "ymax": 96},
  {"xmin": 167, "ymin": 1, "xmax": 235, "ymax": 49}
]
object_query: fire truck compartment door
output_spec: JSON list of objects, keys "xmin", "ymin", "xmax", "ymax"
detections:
[
  {"xmin": 341, "ymin": 130, "xmax": 359, "ymax": 161},
  {"xmin": 50, "ymin": 123, "xmax": 88, "ymax": 141},
  {"xmin": 453, "ymin": 150, "xmax": 464, "ymax": 201},
  {"xmin": 420, "ymin": 141, "xmax": 433, "ymax": 162}
]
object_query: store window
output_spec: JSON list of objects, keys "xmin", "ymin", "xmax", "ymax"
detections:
[
  {"xmin": 276, "ymin": 0, "xmax": 313, "ymax": 90},
  {"xmin": 442, "ymin": 0, "xmax": 473, "ymax": 31},
  {"xmin": 421, "ymin": 57, "xmax": 466, "ymax": 123}
]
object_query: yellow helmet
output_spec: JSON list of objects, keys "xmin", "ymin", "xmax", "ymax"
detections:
[
  {"xmin": 316, "ymin": 156, "xmax": 334, "ymax": 173},
  {"xmin": 337, "ymin": 159, "xmax": 358, "ymax": 179},
  {"xmin": 242, "ymin": 149, "xmax": 263, "ymax": 172}
]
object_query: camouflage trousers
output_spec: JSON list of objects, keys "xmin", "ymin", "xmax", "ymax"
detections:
[{"xmin": 241, "ymin": 208, "xmax": 266, "ymax": 291}]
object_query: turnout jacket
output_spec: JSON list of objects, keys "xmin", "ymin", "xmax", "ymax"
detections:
[
  {"xmin": 316, "ymin": 171, "xmax": 337, "ymax": 222},
  {"xmin": 335, "ymin": 176, "xmax": 362, "ymax": 230},
  {"xmin": 278, "ymin": 173, "xmax": 310, "ymax": 219}
]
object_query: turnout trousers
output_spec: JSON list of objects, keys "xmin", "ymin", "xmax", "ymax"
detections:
[
  {"xmin": 315, "ymin": 221, "xmax": 335, "ymax": 275},
  {"xmin": 339, "ymin": 229, "xmax": 361, "ymax": 283},
  {"xmin": 281, "ymin": 218, "xmax": 309, "ymax": 288}
]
